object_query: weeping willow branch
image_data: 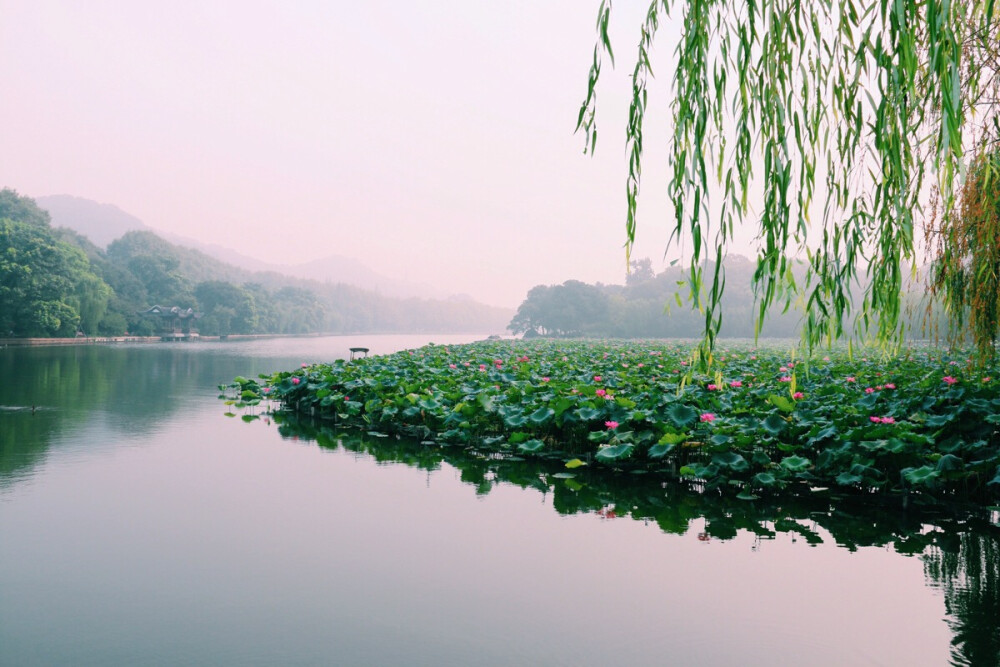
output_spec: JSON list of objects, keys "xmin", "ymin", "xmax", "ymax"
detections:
[{"xmin": 579, "ymin": 0, "xmax": 1000, "ymax": 359}]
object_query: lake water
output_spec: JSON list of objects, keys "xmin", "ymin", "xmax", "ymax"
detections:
[{"xmin": 1, "ymin": 336, "xmax": 998, "ymax": 666}]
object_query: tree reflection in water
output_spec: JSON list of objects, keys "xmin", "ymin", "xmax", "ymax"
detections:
[
  {"xmin": 274, "ymin": 412, "xmax": 1000, "ymax": 667},
  {"xmin": 924, "ymin": 527, "xmax": 1000, "ymax": 666}
]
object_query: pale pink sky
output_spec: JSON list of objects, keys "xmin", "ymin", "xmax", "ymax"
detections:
[{"xmin": 1, "ymin": 1, "xmax": 757, "ymax": 307}]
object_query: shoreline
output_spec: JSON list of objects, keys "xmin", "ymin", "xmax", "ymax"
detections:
[
  {"xmin": 0, "ymin": 332, "xmax": 324, "ymax": 347},
  {"xmin": 0, "ymin": 332, "xmax": 498, "ymax": 347}
]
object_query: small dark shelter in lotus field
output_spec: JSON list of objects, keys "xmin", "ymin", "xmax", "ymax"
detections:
[{"xmin": 139, "ymin": 305, "xmax": 200, "ymax": 340}]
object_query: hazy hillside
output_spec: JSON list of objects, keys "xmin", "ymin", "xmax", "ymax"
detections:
[
  {"xmin": 103, "ymin": 230, "xmax": 513, "ymax": 334},
  {"xmin": 36, "ymin": 195, "xmax": 150, "ymax": 248},
  {"xmin": 38, "ymin": 195, "xmax": 450, "ymax": 300}
]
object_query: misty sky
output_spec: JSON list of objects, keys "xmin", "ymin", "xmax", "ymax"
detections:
[{"xmin": 1, "ymin": 1, "xmax": 758, "ymax": 307}]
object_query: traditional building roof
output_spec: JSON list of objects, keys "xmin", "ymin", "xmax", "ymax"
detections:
[{"xmin": 140, "ymin": 305, "xmax": 199, "ymax": 320}]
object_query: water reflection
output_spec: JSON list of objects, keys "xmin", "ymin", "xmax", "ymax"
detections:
[
  {"xmin": 925, "ymin": 530, "xmax": 1000, "ymax": 665},
  {"xmin": 273, "ymin": 412, "xmax": 1000, "ymax": 667},
  {"xmin": 0, "ymin": 346, "xmax": 209, "ymax": 486}
]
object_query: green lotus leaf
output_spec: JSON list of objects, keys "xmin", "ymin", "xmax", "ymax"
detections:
[
  {"xmin": 762, "ymin": 414, "xmax": 786, "ymax": 435},
  {"xmin": 648, "ymin": 443, "xmax": 674, "ymax": 458},
  {"xmin": 835, "ymin": 472, "xmax": 864, "ymax": 486},
  {"xmin": 667, "ymin": 403, "xmax": 697, "ymax": 427},
  {"xmin": 936, "ymin": 454, "xmax": 964, "ymax": 471},
  {"xmin": 595, "ymin": 444, "xmax": 634, "ymax": 462},
  {"xmin": 768, "ymin": 394, "xmax": 794, "ymax": 413},
  {"xmin": 529, "ymin": 407, "xmax": 555, "ymax": 425},
  {"xmin": 712, "ymin": 451, "xmax": 749, "ymax": 472},
  {"xmin": 657, "ymin": 431, "xmax": 688, "ymax": 445},
  {"xmin": 903, "ymin": 465, "xmax": 940, "ymax": 486},
  {"xmin": 753, "ymin": 472, "xmax": 778, "ymax": 487},
  {"xmin": 516, "ymin": 439, "xmax": 545, "ymax": 453},
  {"xmin": 780, "ymin": 455, "xmax": 811, "ymax": 472}
]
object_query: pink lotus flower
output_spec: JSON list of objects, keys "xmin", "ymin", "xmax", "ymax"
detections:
[
  {"xmin": 793, "ymin": 392, "xmax": 804, "ymax": 399},
  {"xmin": 681, "ymin": 361, "xmax": 689, "ymax": 366},
  {"xmin": 301, "ymin": 363, "xmax": 308, "ymax": 368},
  {"xmin": 541, "ymin": 377, "xmax": 550, "ymax": 382},
  {"xmin": 262, "ymin": 387, "xmax": 271, "ymax": 394},
  {"xmin": 823, "ymin": 356, "xmax": 830, "ymax": 362},
  {"xmin": 637, "ymin": 363, "xmax": 645, "ymax": 368},
  {"xmin": 605, "ymin": 420, "xmax": 619, "ymax": 429},
  {"xmin": 885, "ymin": 383, "xmax": 896, "ymax": 389},
  {"xmin": 846, "ymin": 377, "xmax": 856, "ymax": 383},
  {"xmin": 779, "ymin": 376, "xmax": 792, "ymax": 382},
  {"xmin": 700, "ymin": 413, "xmax": 715, "ymax": 422},
  {"xmin": 291, "ymin": 377, "xmax": 301, "ymax": 385},
  {"xmin": 463, "ymin": 361, "xmax": 470, "ymax": 366},
  {"xmin": 875, "ymin": 385, "xmax": 884, "ymax": 390},
  {"xmin": 870, "ymin": 415, "xmax": 881, "ymax": 423},
  {"xmin": 593, "ymin": 375, "xmax": 602, "ymax": 382},
  {"xmin": 881, "ymin": 416, "xmax": 895, "ymax": 424},
  {"xmin": 779, "ymin": 366, "xmax": 788, "ymax": 372},
  {"xmin": 984, "ymin": 377, "xmax": 992, "ymax": 383},
  {"xmin": 865, "ymin": 387, "xmax": 875, "ymax": 394},
  {"xmin": 730, "ymin": 380, "xmax": 742, "ymax": 388},
  {"xmin": 595, "ymin": 389, "xmax": 607, "ymax": 397},
  {"xmin": 449, "ymin": 364, "xmax": 457, "ymax": 369},
  {"xmin": 943, "ymin": 376, "xmax": 958, "ymax": 385},
  {"xmin": 707, "ymin": 384, "xmax": 718, "ymax": 391}
]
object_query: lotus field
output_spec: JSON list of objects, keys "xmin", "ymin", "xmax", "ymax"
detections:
[{"xmin": 227, "ymin": 340, "xmax": 1000, "ymax": 503}]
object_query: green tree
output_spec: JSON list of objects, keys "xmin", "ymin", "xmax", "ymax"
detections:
[
  {"xmin": 0, "ymin": 219, "xmax": 110, "ymax": 336},
  {"xmin": 194, "ymin": 281, "xmax": 259, "ymax": 335},
  {"xmin": 626, "ymin": 257, "xmax": 655, "ymax": 286},
  {"xmin": 508, "ymin": 281, "xmax": 609, "ymax": 336},
  {"xmin": 580, "ymin": 1, "xmax": 999, "ymax": 356},
  {"xmin": 928, "ymin": 147, "xmax": 1000, "ymax": 359},
  {"xmin": 0, "ymin": 188, "xmax": 51, "ymax": 228}
]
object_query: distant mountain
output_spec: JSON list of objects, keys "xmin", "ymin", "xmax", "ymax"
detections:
[
  {"xmin": 280, "ymin": 255, "xmax": 449, "ymax": 300},
  {"xmin": 38, "ymin": 195, "xmax": 447, "ymax": 300},
  {"xmin": 36, "ymin": 195, "xmax": 150, "ymax": 248}
]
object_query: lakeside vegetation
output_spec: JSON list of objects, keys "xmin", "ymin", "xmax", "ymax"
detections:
[
  {"xmin": 0, "ymin": 188, "xmax": 510, "ymax": 338},
  {"xmin": 508, "ymin": 257, "xmax": 942, "ymax": 340},
  {"xmin": 227, "ymin": 339, "xmax": 1000, "ymax": 505}
]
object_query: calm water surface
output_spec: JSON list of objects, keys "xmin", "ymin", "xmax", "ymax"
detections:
[{"xmin": 1, "ymin": 336, "xmax": 998, "ymax": 666}]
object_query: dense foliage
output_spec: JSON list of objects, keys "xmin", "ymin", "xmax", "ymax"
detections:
[
  {"xmin": 0, "ymin": 195, "xmax": 111, "ymax": 336},
  {"xmin": 929, "ymin": 147, "xmax": 1000, "ymax": 360},
  {"xmin": 229, "ymin": 339, "xmax": 1000, "ymax": 504},
  {"xmin": 0, "ymin": 188, "xmax": 510, "ymax": 337},
  {"xmin": 508, "ymin": 255, "xmax": 939, "ymax": 339},
  {"xmin": 511, "ymin": 256, "xmax": 800, "ymax": 338},
  {"xmin": 579, "ymin": 1, "xmax": 1000, "ymax": 355}
]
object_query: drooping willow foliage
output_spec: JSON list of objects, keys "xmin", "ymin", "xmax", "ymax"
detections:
[
  {"xmin": 578, "ymin": 0, "xmax": 999, "ymax": 358},
  {"xmin": 928, "ymin": 147, "xmax": 1000, "ymax": 360}
]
